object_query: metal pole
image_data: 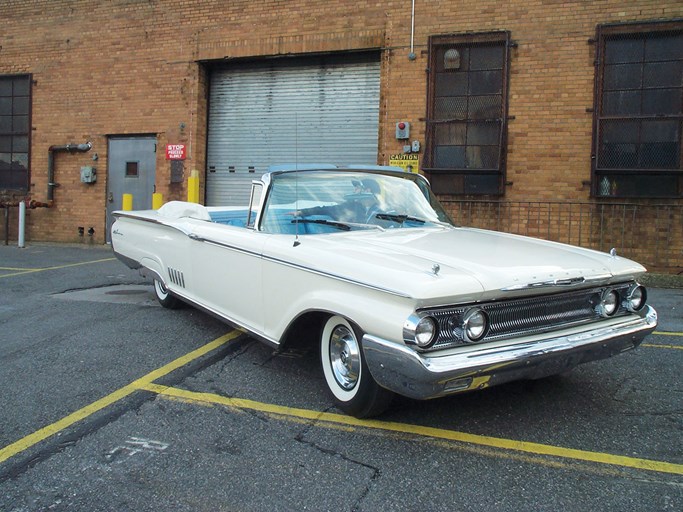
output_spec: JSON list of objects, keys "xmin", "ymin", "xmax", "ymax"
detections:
[
  {"xmin": 18, "ymin": 201, "xmax": 25, "ymax": 248},
  {"xmin": 4, "ymin": 206, "xmax": 8, "ymax": 246}
]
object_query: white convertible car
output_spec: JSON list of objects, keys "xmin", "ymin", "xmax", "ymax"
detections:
[{"xmin": 111, "ymin": 165, "xmax": 658, "ymax": 417}]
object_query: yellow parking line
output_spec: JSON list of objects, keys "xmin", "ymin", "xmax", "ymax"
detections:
[
  {"xmin": 0, "ymin": 258, "xmax": 116, "ymax": 278},
  {"xmin": 0, "ymin": 331, "xmax": 241, "ymax": 465},
  {"xmin": 2, "ymin": 326, "xmax": 680, "ymax": 476},
  {"xmin": 139, "ymin": 384, "xmax": 683, "ymax": 477},
  {"xmin": 646, "ymin": 331, "xmax": 683, "ymax": 350}
]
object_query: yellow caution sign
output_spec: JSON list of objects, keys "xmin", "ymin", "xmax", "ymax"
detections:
[{"xmin": 389, "ymin": 154, "xmax": 419, "ymax": 173}]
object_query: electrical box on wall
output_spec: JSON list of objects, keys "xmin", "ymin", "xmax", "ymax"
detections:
[
  {"xmin": 80, "ymin": 166, "xmax": 97, "ymax": 183},
  {"xmin": 395, "ymin": 122, "xmax": 410, "ymax": 139}
]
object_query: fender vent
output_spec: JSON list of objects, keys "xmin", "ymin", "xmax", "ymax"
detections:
[{"xmin": 168, "ymin": 267, "xmax": 185, "ymax": 288}]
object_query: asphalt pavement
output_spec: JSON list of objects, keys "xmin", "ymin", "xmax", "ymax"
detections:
[{"xmin": 0, "ymin": 243, "xmax": 681, "ymax": 511}]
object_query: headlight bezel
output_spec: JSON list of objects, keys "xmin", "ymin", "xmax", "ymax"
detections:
[
  {"xmin": 462, "ymin": 308, "xmax": 489, "ymax": 342},
  {"xmin": 626, "ymin": 285, "xmax": 647, "ymax": 312},
  {"xmin": 597, "ymin": 288, "xmax": 620, "ymax": 317},
  {"xmin": 404, "ymin": 314, "xmax": 439, "ymax": 349},
  {"xmin": 415, "ymin": 316, "xmax": 438, "ymax": 347}
]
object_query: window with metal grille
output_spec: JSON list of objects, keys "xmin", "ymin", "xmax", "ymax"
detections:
[
  {"xmin": 425, "ymin": 32, "xmax": 511, "ymax": 195},
  {"xmin": 593, "ymin": 22, "xmax": 683, "ymax": 198},
  {"xmin": 0, "ymin": 75, "xmax": 31, "ymax": 191},
  {"xmin": 0, "ymin": 75, "xmax": 31, "ymax": 192}
]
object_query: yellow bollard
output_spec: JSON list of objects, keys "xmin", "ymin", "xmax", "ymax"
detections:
[
  {"xmin": 187, "ymin": 169, "xmax": 200, "ymax": 204},
  {"xmin": 152, "ymin": 192, "xmax": 163, "ymax": 210},
  {"xmin": 122, "ymin": 193, "xmax": 133, "ymax": 211}
]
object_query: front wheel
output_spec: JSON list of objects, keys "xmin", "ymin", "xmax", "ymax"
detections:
[
  {"xmin": 153, "ymin": 279, "xmax": 182, "ymax": 309},
  {"xmin": 320, "ymin": 315, "xmax": 393, "ymax": 418}
]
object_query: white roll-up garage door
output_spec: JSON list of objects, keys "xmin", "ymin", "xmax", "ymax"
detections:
[{"xmin": 206, "ymin": 53, "xmax": 381, "ymax": 206}]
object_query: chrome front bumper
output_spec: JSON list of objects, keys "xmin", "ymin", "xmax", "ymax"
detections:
[{"xmin": 362, "ymin": 306, "xmax": 657, "ymax": 400}]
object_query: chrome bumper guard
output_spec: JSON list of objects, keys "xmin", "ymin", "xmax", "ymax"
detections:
[{"xmin": 362, "ymin": 306, "xmax": 657, "ymax": 400}]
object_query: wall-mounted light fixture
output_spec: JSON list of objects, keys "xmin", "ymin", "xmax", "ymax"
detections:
[{"xmin": 444, "ymin": 48, "xmax": 460, "ymax": 70}]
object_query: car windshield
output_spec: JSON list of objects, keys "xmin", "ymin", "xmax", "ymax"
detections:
[{"xmin": 260, "ymin": 170, "xmax": 454, "ymax": 234}]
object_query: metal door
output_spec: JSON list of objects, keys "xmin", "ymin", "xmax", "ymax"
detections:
[{"xmin": 106, "ymin": 136, "xmax": 156, "ymax": 242}]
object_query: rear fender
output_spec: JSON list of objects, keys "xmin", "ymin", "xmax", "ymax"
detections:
[{"xmin": 140, "ymin": 257, "xmax": 165, "ymax": 285}]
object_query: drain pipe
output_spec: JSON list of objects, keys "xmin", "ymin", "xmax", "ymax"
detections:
[{"xmin": 48, "ymin": 142, "xmax": 92, "ymax": 202}]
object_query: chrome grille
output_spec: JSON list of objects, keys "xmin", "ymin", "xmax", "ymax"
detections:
[{"xmin": 425, "ymin": 283, "xmax": 633, "ymax": 350}]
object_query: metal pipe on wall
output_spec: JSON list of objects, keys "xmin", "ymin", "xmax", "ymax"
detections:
[{"xmin": 47, "ymin": 142, "xmax": 92, "ymax": 201}]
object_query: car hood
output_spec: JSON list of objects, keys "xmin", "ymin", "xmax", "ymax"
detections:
[{"xmin": 277, "ymin": 226, "xmax": 647, "ymax": 306}]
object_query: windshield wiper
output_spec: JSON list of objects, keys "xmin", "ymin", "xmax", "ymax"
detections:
[
  {"xmin": 375, "ymin": 213, "xmax": 426, "ymax": 225},
  {"xmin": 292, "ymin": 219, "xmax": 351, "ymax": 231}
]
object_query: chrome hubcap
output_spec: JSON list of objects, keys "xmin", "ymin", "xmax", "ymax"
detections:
[
  {"xmin": 155, "ymin": 280, "xmax": 167, "ymax": 296},
  {"xmin": 329, "ymin": 325, "xmax": 360, "ymax": 390}
]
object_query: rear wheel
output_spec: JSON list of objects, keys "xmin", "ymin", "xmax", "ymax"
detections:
[
  {"xmin": 320, "ymin": 315, "xmax": 392, "ymax": 418},
  {"xmin": 153, "ymin": 279, "xmax": 182, "ymax": 309}
]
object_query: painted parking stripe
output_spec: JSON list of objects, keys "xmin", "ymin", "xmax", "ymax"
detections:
[
  {"xmin": 139, "ymin": 383, "xmax": 683, "ymax": 477},
  {"xmin": 644, "ymin": 331, "xmax": 683, "ymax": 350},
  {"xmin": 2, "ymin": 327, "xmax": 680, "ymax": 476},
  {"xmin": 0, "ymin": 330, "xmax": 241, "ymax": 465},
  {"xmin": 0, "ymin": 258, "xmax": 116, "ymax": 278}
]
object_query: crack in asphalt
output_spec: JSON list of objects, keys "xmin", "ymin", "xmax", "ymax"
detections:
[
  {"xmin": 294, "ymin": 409, "xmax": 382, "ymax": 512},
  {"xmin": 0, "ymin": 334, "xmax": 250, "ymax": 484}
]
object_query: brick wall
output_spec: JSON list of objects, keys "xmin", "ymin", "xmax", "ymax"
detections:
[{"xmin": 0, "ymin": 0, "xmax": 681, "ymax": 270}]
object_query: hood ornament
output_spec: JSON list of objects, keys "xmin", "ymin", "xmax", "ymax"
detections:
[
  {"xmin": 432, "ymin": 264, "xmax": 440, "ymax": 276},
  {"xmin": 609, "ymin": 248, "xmax": 618, "ymax": 258}
]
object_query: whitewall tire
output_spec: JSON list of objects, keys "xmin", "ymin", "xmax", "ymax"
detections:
[
  {"xmin": 320, "ymin": 315, "xmax": 392, "ymax": 418},
  {"xmin": 153, "ymin": 279, "xmax": 182, "ymax": 309}
]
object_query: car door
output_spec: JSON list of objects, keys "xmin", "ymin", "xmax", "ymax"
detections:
[{"xmin": 187, "ymin": 221, "xmax": 269, "ymax": 338}]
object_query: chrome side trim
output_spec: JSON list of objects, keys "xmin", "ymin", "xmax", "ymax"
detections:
[
  {"xmin": 363, "ymin": 305, "xmax": 657, "ymax": 400},
  {"xmin": 189, "ymin": 234, "xmax": 412, "ymax": 299},
  {"xmin": 262, "ymin": 254, "xmax": 413, "ymax": 299},
  {"xmin": 115, "ymin": 211, "xmax": 412, "ymax": 298},
  {"xmin": 113, "ymin": 211, "xmax": 194, "ymax": 236},
  {"xmin": 191, "ymin": 236, "xmax": 261, "ymax": 258}
]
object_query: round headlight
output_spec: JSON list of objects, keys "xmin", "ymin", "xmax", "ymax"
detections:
[
  {"xmin": 601, "ymin": 289, "xmax": 619, "ymax": 317},
  {"xmin": 627, "ymin": 286, "xmax": 646, "ymax": 311},
  {"xmin": 415, "ymin": 316, "xmax": 437, "ymax": 348},
  {"xmin": 463, "ymin": 309, "xmax": 489, "ymax": 342}
]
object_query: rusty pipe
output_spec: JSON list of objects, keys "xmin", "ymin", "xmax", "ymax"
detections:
[{"xmin": 0, "ymin": 199, "xmax": 50, "ymax": 208}]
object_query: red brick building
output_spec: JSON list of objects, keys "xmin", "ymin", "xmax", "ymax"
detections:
[{"xmin": 1, "ymin": 1, "xmax": 681, "ymax": 272}]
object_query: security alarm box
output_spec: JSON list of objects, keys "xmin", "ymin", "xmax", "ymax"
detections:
[
  {"xmin": 395, "ymin": 122, "xmax": 410, "ymax": 139},
  {"xmin": 80, "ymin": 166, "xmax": 97, "ymax": 183}
]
